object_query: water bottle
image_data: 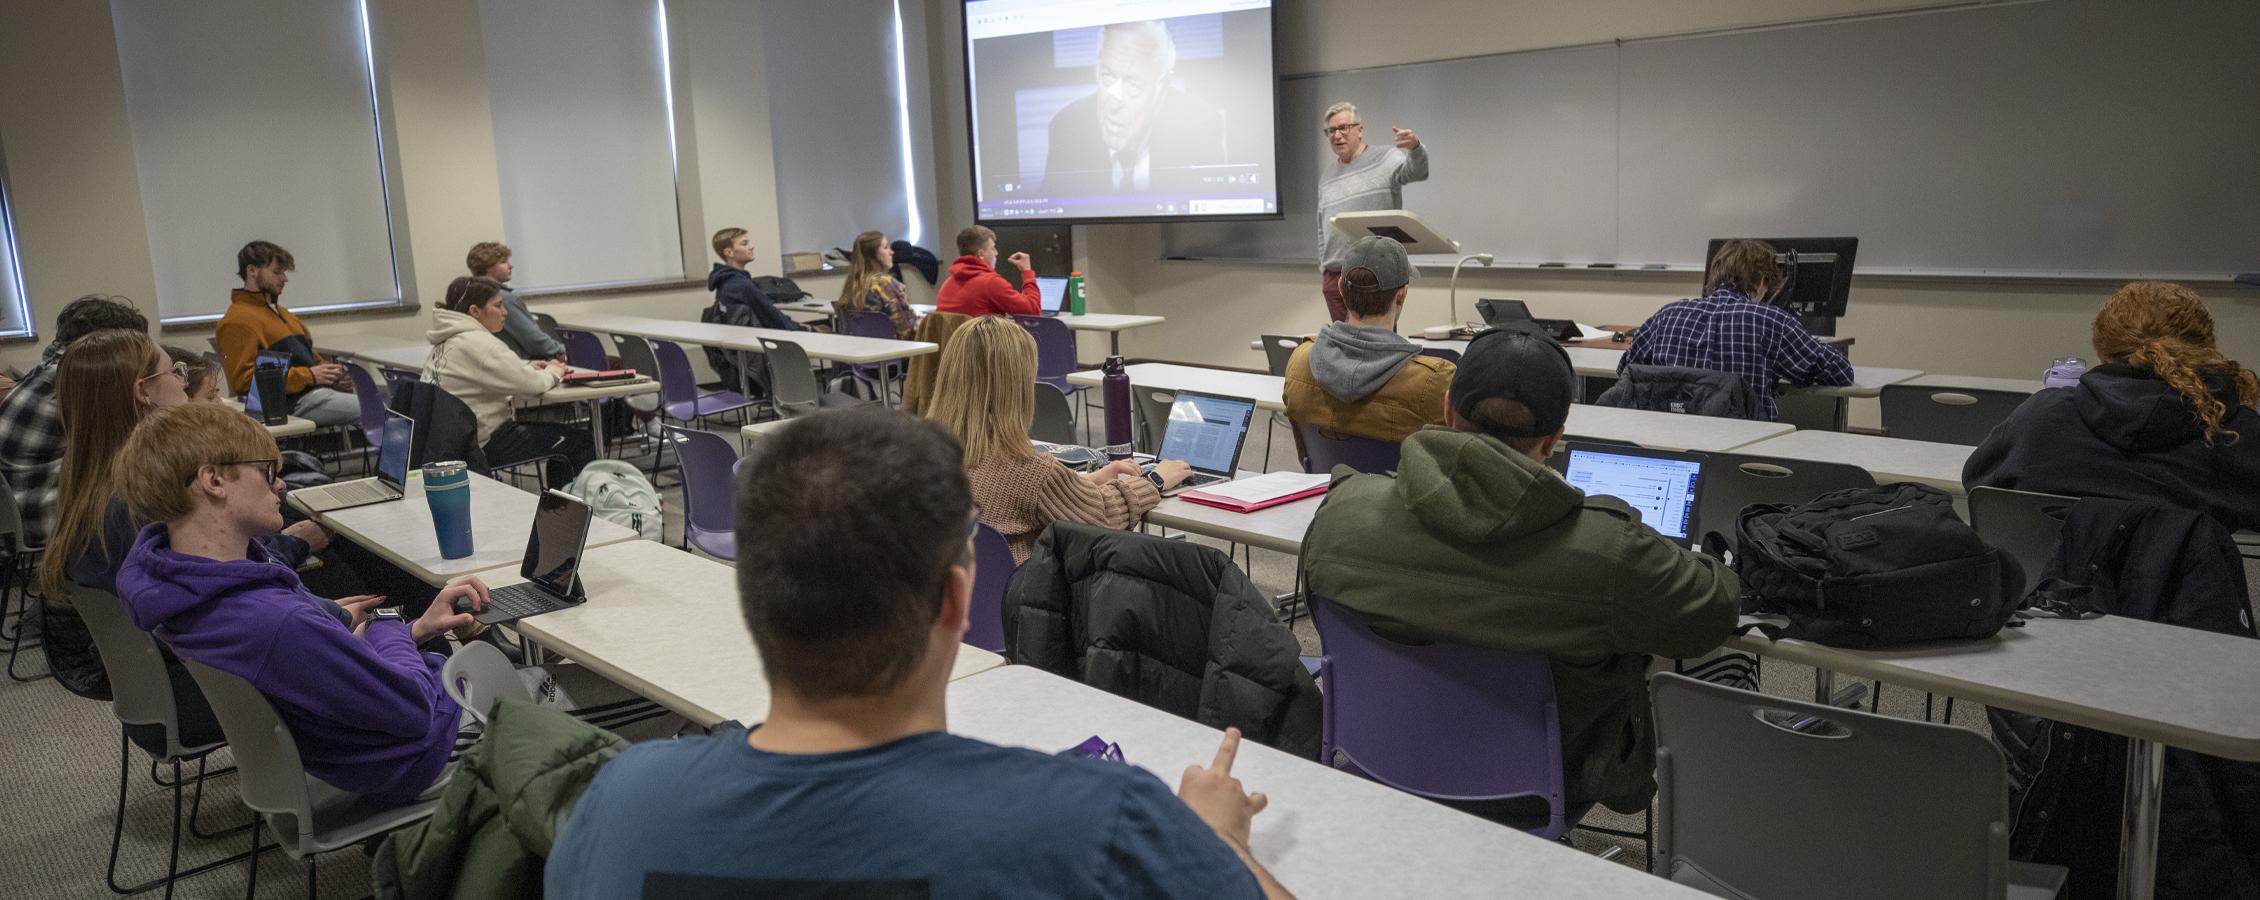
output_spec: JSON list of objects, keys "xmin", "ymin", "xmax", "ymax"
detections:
[
  {"xmin": 1102, "ymin": 355, "xmax": 1133, "ymax": 460},
  {"xmin": 2042, "ymin": 356, "xmax": 2087, "ymax": 390},
  {"xmin": 1065, "ymin": 272, "xmax": 1087, "ymax": 316},
  {"xmin": 422, "ymin": 462, "xmax": 475, "ymax": 559}
]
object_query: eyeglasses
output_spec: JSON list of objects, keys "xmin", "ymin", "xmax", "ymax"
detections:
[
  {"xmin": 217, "ymin": 458, "xmax": 282, "ymax": 484},
  {"xmin": 138, "ymin": 361, "xmax": 190, "ymax": 384},
  {"xmin": 1323, "ymin": 122, "xmax": 1362, "ymax": 136}
]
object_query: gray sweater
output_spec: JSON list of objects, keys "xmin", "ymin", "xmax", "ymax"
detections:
[
  {"xmin": 498, "ymin": 287, "xmax": 564, "ymax": 359},
  {"xmin": 1317, "ymin": 143, "xmax": 1430, "ymax": 271}
]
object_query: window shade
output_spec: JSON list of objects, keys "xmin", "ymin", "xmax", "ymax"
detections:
[
  {"xmin": 480, "ymin": 0, "xmax": 683, "ymax": 290},
  {"xmin": 0, "ymin": 169, "xmax": 28, "ymax": 339},
  {"xmin": 762, "ymin": 0, "xmax": 932, "ymax": 255},
  {"xmin": 111, "ymin": 0, "xmax": 400, "ymax": 323}
]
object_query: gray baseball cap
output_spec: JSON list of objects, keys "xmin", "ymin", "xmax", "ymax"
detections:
[{"xmin": 1340, "ymin": 236, "xmax": 1412, "ymax": 291}]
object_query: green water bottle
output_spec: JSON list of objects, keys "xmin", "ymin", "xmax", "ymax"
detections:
[{"xmin": 1065, "ymin": 272, "xmax": 1086, "ymax": 316}]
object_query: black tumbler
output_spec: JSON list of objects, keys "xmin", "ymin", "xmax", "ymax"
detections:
[{"xmin": 252, "ymin": 362, "xmax": 289, "ymax": 425}]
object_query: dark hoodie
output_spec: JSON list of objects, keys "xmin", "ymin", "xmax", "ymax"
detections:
[
  {"xmin": 1965, "ymin": 363, "xmax": 2260, "ymax": 532},
  {"xmin": 116, "ymin": 523, "xmax": 458, "ymax": 805},
  {"xmin": 707, "ymin": 264, "xmax": 806, "ymax": 332}
]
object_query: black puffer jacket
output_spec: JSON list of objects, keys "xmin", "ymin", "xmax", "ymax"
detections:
[
  {"xmin": 1003, "ymin": 523, "xmax": 1322, "ymax": 758},
  {"xmin": 1965, "ymin": 364, "xmax": 2260, "ymax": 532},
  {"xmin": 1989, "ymin": 498, "xmax": 2260, "ymax": 900},
  {"xmin": 1596, "ymin": 365, "xmax": 1763, "ymax": 420}
]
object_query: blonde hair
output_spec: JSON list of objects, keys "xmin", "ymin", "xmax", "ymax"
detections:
[
  {"xmin": 119, "ymin": 403, "xmax": 279, "ymax": 526},
  {"xmin": 711, "ymin": 227, "xmax": 748, "ymax": 259},
  {"xmin": 40, "ymin": 331, "xmax": 168, "ymax": 599},
  {"xmin": 837, "ymin": 231, "xmax": 890, "ymax": 309},
  {"xmin": 2092, "ymin": 281, "xmax": 2260, "ymax": 447},
  {"xmin": 923, "ymin": 316, "xmax": 1040, "ymax": 467}
]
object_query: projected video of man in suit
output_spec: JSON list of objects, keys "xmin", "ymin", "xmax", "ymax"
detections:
[{"xmin": 965, "ymin": 0, "xmax": 1279, "ymax": 222}]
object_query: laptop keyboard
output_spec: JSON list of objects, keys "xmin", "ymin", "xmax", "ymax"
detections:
[
  {"xmin": 481, "ymin": 582, "xmax": 574, "ymax": 622},
  {"xmin": 323, "ymin": 480, "xmax": 393, "ymax": 507},
  {"xmin": 1184, "ymin": 472, "xmax": 1229, "ymax": 489}
]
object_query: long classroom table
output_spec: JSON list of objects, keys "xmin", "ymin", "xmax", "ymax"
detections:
[
  {"xmin": 289, "ymin": 470, "xmax": 640, "ymax": 586},
  {"xmin": 1732, "ymin": 428, "xmax": 1975, "ymax": 495},
  {"xmin": 1066, "ymin": 363, "xmax": 1795, "ymax": 453},
  {"xmin": 478, "ymin": 539, "xmax": 1003, "ymax": 727},
  {"xmin": 949, "ymin": 665, "xmax": 1712, "ymax": 899},
  {"xmin": 780, "ymin": 298, "xmax": 1165, "ymax": 354},
  {"xmin": 318, "ymin": 334, "xmax": 659, "ymax": 451}
]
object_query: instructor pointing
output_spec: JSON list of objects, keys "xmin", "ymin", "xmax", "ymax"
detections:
[{"xmin": 1318, "ymin": 102, "xmax": 1428, "ymax": 322}]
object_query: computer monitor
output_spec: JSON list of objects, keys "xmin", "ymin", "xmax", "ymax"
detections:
[
  {"xmin": 1703, "ymin": 237, "xmax": 1858, "ymax": 333},
  {"xmin": 1034, "ymin": 276, "xmax": 1067, "ymax": 313}
]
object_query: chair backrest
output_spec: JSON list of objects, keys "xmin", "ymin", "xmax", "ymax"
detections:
[
  {"xmin": 1309, "ymin": 595, "xmax": 1567, "ymax": 838},
  {"xmin": 1258, "ymin": 335, "xmax": 1302, "ymax": 377},
  {"xmin": 1015, "ymin": 316, "xmax": 1080, "ymax": 384},
  {"xmin": 1133, "ymin": 386, "xmax": 1177, "ymax": 455},
  {"xmin": 1879, "ymin": 384, "xmax": 2029, "ymax": 445},
  {"xmin": 178, "ymin": 657, "xmax": 320, "ymax": 835},
  {"xmin": 1030, "ymin": 382, "xmax": 1077, "ymax": 444},
  {"xmin": 611, "ymin": 333, "xmax": 661, "ymax": 381},
  {"xmin": 378, "ymin": 366, "xmax": 421, "ymax": 397},
  {"xmin": 967, "ymin": 524, "xmax": 1015, "ymax": 652},
  {"xmin": 0, "ymin": 478, "xmax": 24, "ymax": 553},
  {"xmin": 649, "ymin": 339, "xmax": 704, "ymax": 406},
  {"xmin": 386, "ymin": 380, "xmax": 488, "ymax": 472},
  {"xmin": 1294, "ymin": 421, "xmax": 1402, "ymax": 476},
  {"xmin": 1695, "ymin": 450, "xmax": 1877, "ymax": 552},
  {"xmin": 1967, "ymin": 486, "xmax": 2077, "ymax": 599},
  {"xmin": 442, "ymin": 641, "xmax": 530, "ymax": 725},
  {"xmin": 844, "ymin": 310, "xmax": 898, "ymax": 340},
  {"xmin": 1651, "ymin": 672, "xmax": 2015, "ymax": 900},
  {"xmin": 1417, "ymin": 347, "xmax": 1461, "ymax": 363},
  {"xmin": 664, "ymin": 425, "xmax": 741, "ymax": 538},
  {"xmin": 558, "ymin": 328, "xmax": 609, "ymax": 371},
  {"xmin": 762, "ymin": 339, "xmax": 824, "ymax": 416},
  {"xmin": 531, "ymin": 311, "xmax": 563, "ymax": 343},
  {"xmin": 344, "ymin": 362, "xmax": 390, "ymax": 436},
  {"xmin": 71, "ymin": 586, "xmax": 218, "ymax": 758}
]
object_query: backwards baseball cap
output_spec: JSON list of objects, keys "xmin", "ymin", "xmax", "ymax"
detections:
[
  {"xmin": 1340, "ymin": 236, "xmax": 1412, "ymax": 292},
  {"xmin": 1449, "ymin": 325, "xmax": 1576, "ymax": 439}
]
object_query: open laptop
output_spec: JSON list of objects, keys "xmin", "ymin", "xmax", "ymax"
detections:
[
  {"xmin": 1476, "ymin": 298, "xmax": 1582, "ymax": 343},
  {"xmin": 472, "ymin": 490, "xmax": 595, "ymax": 625},
  {"xmin": 1144, "ymin": 391, "xmax": 1258, "ymax": 495},
  {"xmin": 293, "ymin": 411, "xmax": 415, "ymax": 513},
  {"xmin": 1034, "ymin": 276, "xmax": 1068, "ymax": 314},
  {"xmin": 1553, "ymin": 442, "xmax": 1705, "ymax": 547}
]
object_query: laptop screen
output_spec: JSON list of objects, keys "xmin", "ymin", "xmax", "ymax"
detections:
[
  {"xmin": 1158, "ymin": 393, "xmax": 1256, "ymax": 476},
  {"xmin": 1563, "ymin": 448, "xmax": 1702, "ymax": 541},
  {"xmin": 521, "ymin": 491, "xmax": 594, "ymax": 599},
  {"xmin": 1034, "ymin": 276, "xmax": 1068, "ymax": 313},
  {"xmin": 376, "ymin": 412, "xmax": 414, "ymax": 488}
]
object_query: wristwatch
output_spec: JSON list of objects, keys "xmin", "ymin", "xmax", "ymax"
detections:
[
  {"xmin": 1145, "ymin": 469, "xmax": 1168, "ymax": 491},
  {"xmin": 369, "ymin": 608, "xmax": 404, "ymax": 624}
]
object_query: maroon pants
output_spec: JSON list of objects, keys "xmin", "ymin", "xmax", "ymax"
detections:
[{"xmin": 1322, "ymin": 269, "xmax": 1347, "ymax": 322}]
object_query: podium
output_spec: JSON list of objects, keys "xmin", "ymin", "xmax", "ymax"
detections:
[{"xmin": 1331, "ymin": 209, "xmax": 1492, "ymax": 323}]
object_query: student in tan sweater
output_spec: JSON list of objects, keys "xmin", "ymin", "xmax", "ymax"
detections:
[
  {"xmin": 423, "ymin": 277, "xmax": 591, "ymax": 489},
  {"xmin": 925, "ymin": 316, "xmax": 1191, "ymax": 564}
]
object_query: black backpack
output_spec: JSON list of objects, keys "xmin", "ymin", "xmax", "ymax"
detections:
[{"xmin": 1734, "ymin": 483, "xmax": 2020, "ymax": 647}]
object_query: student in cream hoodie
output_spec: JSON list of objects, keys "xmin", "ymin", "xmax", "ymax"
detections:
[{"xmin": 423, "ymin": 276, "xmax": 592, "ymax": 488}]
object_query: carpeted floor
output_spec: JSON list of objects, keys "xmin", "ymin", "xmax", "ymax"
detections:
[{"xmin": 3, "ymin": 407, "xmax": 2251, "ymax": 898}]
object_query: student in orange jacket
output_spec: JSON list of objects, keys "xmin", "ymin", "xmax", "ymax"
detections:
[
  {"xmin": 934, "ymin": 225, "xmax": 1042, "ymax": 318},
  {"xmin": 213, "ymin": 241, "xmax": 360, "ymax": 427}
]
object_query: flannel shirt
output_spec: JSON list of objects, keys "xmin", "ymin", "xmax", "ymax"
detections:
[
  {"xmin": 0, "ymin": 342, "xmax": 68, "ymax": 548},
  {"xmin": 1619, "ymin": 288, "xmax": 1855, "ymax": 421}
]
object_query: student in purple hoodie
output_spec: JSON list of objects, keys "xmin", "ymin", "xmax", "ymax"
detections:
[{"xmin": 114, "ymin": 402, "xmax": 491, "ymax": 805}]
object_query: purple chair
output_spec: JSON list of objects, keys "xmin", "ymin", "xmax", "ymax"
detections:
[
  {"xmin": 1309, "ymin": 594, "xmax": 1570, "ymax": 839},
  {"xmin": 1014, "ymin": 315, "xmax": 1089, "ymax": 418},
  {"xmin": 558, "ymin": 328, "xmax": 610, "ymax": 372},
  {"xmin": 967, "ymin": 523, "xmax": 1015, "ymax": 652},
  {"xmin": 1294, "ymin": 421, "xmax": 1402, "ymax": 475},
  {"xmin": 1418, "ymin": 347, "xmax": 1461, "ymax": 363},
  {"xmin": 652, "ymin": 339, "xmax": 760, "ymax": 425},
  {"xmin": 344, "ymin": 362, "xmax": 390, "ymax": 437},
  {"xmin": 841, "ymin": 311, "xmax": 908, "ymax": 402},
  {"xmin": 664, "ymin": 426, "xmax": 739, "ymax": 560}
]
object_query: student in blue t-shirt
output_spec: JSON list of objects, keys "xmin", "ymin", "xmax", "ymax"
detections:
[{"xmin": 546, "ymin": 408, "xmax": 1291, "ymax": 900}]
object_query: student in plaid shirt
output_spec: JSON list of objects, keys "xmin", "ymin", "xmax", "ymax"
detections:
[
  {"xmin": 1619, "ymin": 239, "xmax": 1853, "ymax": 421},
  {"xmin": 0, "ymin": 295, "xmax": 150, "ymax": 548}
]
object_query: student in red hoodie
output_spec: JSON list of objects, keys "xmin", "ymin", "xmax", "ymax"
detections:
[{"xmin": 934, "ymin": 225, "xmax": 1042, "ymax": 317}]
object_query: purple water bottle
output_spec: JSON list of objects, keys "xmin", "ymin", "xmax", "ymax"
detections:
[
  {"xmin": 1102, "ymin": 355, "xmax": 1133, "ymax": 460},
  {"xmin": 2042, "ymin": 356, "xmax": 2086, "ymax": 390}
]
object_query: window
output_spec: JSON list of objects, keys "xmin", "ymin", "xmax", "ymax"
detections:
[
  {"xmin": 480, "ymin": 0, "xmax": 684, "ymax": 291},
  {"xmin": 762, "ymin": 0, "xmax": 935, "ymax": 255},
  {"xmin": 111, "ymin": 0, "xmax": 402, "ymax": 323},
  {"xmin": 0, "ymin": 152, "xmax": 30, "ymax": 340}
]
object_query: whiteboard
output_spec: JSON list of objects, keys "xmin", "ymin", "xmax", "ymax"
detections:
[{"xmin": 1162, "ymin": 0, "xmax": 2260, "ymax": 279}]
